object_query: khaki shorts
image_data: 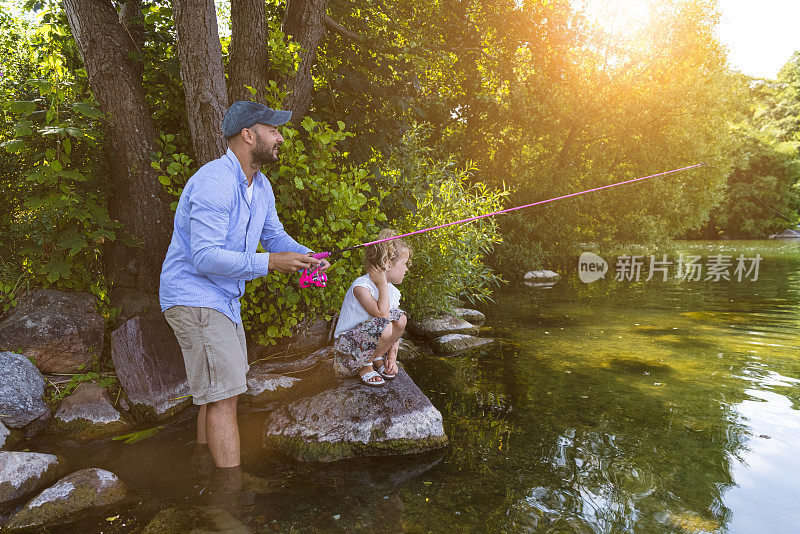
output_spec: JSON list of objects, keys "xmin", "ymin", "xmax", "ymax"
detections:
[{"xmin": 164, "ymin": 306, "xmax": 249, "ymax": 405}]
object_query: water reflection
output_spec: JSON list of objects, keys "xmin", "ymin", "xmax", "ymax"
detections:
[{"xmin": 406, "ymin": 241, "xmax": 800, "ymax": 533}]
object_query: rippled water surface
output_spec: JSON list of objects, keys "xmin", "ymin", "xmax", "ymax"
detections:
[{"xmin": 22, "ymin": 241, "xmax": 800, "ymax": 532}]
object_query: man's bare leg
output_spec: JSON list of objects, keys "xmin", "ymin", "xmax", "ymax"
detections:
[
  {"xmin": 206, "ymin": 396, "xmax": 240, "ymax": 468},
  {"xmin": 197, "ymin": 404, "xmax": 208, "ymax": 444}
]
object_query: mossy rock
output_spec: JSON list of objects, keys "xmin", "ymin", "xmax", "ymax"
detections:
[
  {"xmin": 263, "ymin": 369, "xmax": 447, "ymax": 462},
  {"xmin": 0, "ymin": 451, "xmax": 68, "ymax": 504},
  {"xmin": 4, "ymin": 468, "xmax": 126, "ymax": 531}
]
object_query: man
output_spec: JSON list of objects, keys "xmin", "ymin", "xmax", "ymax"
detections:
[{"xmin": 160, "ymin": 101, "xmax": 329, "ymax": 479}]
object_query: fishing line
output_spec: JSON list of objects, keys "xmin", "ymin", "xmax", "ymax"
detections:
[{"xmin": 315, "ymin": 163, "xmax": 706, "ymax": 260}]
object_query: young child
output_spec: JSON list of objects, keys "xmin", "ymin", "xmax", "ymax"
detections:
[{"xmin": 333, "ymin": 229, "xmax": 412, "ymax": 386}]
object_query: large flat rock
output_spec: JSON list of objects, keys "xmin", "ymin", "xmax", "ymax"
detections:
[
  {"xmin": 0, "ymin": 289, "xmax": 104, "ymax": 373},
  {"xmin": 263, "ymin": 369, "xmax": 447, "ymax": 462},
  {"xmin": 0, "ymin": 351, "xmax": 48, "ymax": 428},
  {"xmin": 453, "ymin": 308, "xmax": 486, "ymax": 327},
  {"xmin": 249, "ymin": 346, "xmax": 334, "ymax": 375},
  {"xmin": 111, "ymin": 316, "xmax": 190, "ymax": 421}
]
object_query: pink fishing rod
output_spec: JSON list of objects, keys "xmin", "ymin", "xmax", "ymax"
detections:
[{"xmin": 299, "ymin": 162, "xmax": 705, "ymax": 286}]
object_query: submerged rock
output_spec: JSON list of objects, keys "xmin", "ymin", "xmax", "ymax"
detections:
[
  {"xmin": 141, "ymin": 504, "xmax": 249, "ymax": 534},
  {"xmin": 0, "ymin": 351, "xmax": 48, "ymax": 428},
  {"xmin": 4, "ymin": 468, "xmax": 127, "ymax": 530},
  {"xmin": 51, "ymin": 382, "xmax": 127, "ymax": 441},
  {"xmin": 431, "ymin": 333, "xmax": 494, "ymax": 355},
  {"xmin": 408, "ymin": 315, "xmax": 478, "ymax": 339},
  {"xmin": 0, "ymin": 451, "xmax": 67, "ymax": 504},
  {"xmin": 0, "ymin": 289, "xmax": 104, "ymax": 374},
  {"xmin": 397, "ymin": 338, "xmax": 424, "ymax": 360},
  {"xmin": 111, "ymin": 316, "xmax": 190, "ymax": 421},
  {"xmin": 453, "ymin": 308, "xmax": 486, "ymax": 327},
  {"xmin": 241, "ymin": 366, "xmax": 300, "ymax": 407},
  {"xmin": 263, "ymin": 369, "xmax": 447, "ymax": 462}
]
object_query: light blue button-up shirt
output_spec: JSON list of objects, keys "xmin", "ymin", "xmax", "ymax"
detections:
[{"xmin": 159, "ymin": 148, "xmax": 310, "ymax": 324}]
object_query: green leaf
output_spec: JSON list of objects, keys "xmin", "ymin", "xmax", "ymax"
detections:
[
  {"xmin": 0, "ymin": 139, "xmax": 26, "ymax": 153},
  {"xmin": 6, "ymin": 101, "xmax": 37, "ymax": 115},
  {"xmin": 112, "ymin": 425, "xmax": 165, "ymax": 444},
  {"xmin": 71, "ymin": 102, "xmax": 105, "ymax": 120}
]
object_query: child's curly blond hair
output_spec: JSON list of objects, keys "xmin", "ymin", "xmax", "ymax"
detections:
[{"xmin": 363, "ymin": 229, "xmax": 413, "ymax": 271}]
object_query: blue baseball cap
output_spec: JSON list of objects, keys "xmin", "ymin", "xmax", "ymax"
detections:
[{"xmin": 222, "ymin": 101, "xmax": 292, "ymax": 138}]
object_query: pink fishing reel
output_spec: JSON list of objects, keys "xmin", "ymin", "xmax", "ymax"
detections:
[{"xmin": 299, "ymin": 252, "xmax": 331, "ymax": 289}]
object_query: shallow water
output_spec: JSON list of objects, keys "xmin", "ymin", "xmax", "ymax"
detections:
[{"xmin": 11, "ymin": 240, "xmax": 800, "ymax": 532}]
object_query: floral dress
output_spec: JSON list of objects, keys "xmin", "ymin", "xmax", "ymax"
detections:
[{"xmin": 333, "ymin": 308, "xmax": 406, "ymax": 377}]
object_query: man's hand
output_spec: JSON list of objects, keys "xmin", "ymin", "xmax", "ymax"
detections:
[{"xmin": 268, "ymin": 251, "xmax": 317, "ymax": 274}]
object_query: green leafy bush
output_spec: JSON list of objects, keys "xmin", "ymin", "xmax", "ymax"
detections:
[
  {"xmin": 377, "ymin": 126, "xmax": 507, "ymax": 317},
  {"xmin": 0, "ymin": 12, "xmax": 117, "ymax": 292},
  {"xmin": 241, "ymin": 116, "xmax": 387, "ymax": 345}
]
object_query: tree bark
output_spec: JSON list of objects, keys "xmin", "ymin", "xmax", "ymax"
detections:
[
  {"xmin": 172, "ymin": 0, "xmax": 228, "ymax": 163},
  {"xmin": 280, "ymin": 0, "xmax": 330, "ymax": 121},
  {"xmin": 228, "ymin": 0, "xmax": 270, "ymax": 104},
  {"xmin": 62, "ymin": 0, "xmax": 173, "ymax": 297}
]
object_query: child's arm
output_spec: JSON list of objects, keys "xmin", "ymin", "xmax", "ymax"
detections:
[{"xmin": 354, "ymin": 267, "xmax": 390, "ymax": 318}]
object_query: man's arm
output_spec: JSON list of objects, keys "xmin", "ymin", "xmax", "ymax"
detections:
[{"xmin": 189, "ymin": 176, "xmax": 270, "ymax": 280}]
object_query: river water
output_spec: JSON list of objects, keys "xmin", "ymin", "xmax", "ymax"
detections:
[{"xmin": 19, "ymin": 240, "xmax": 800, "ymax": 532}]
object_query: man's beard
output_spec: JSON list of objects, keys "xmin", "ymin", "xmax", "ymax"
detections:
[{"xmin": 252, "ymin": 133, "xmax": 279, "ymax": 166}]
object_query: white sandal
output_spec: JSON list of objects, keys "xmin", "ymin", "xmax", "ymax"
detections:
[
  {"xmin": 372, "ymin": 358, "xmax": 397, "ymax": 380},
  {"xmin": 359, "ymin": 370, "xmax": 385, "ymax": 387}
]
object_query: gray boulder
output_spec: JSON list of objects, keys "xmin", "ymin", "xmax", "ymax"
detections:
[
  {"xmin": 408, "ymin": 315, "xmax": 478, "ymax": 339},
  {"xmin": 432, "ymin": 333, "xmax": 494, "ymax": 355},
  {"xmin": 111, "ymin": 316, "xmax": 190, "ymax": 421},
  {"xmin": 263, "ymin": 369, "xmax": 447, "ymax": 462},
  {"xmin": 51, "ymin": 382, "xmax": 127, "ymax": 441},
  {"xmin": 453, "ymin": 308, "xmax": 485, "ymax": 327},
  {"xmin": 0, "ymin": 451, "xmax": 67, "ymax": 504},
  {"xmin": 0, "ymin": 351, "xmax": 48, "ymax": 428},
  {"xmin": 241, "ymin": 365, "xmax": 300, "ymax": 407},
  {"xmin": 4, "ymin": 468, "xmax": 127, "ymax": 530},
  {"xmin": 0, "ymin": 289, "xmax": 104, "ymax": 374},
  {"xmin": 0, "ymin": 422, "xmax": 9, "ymax": 449}
]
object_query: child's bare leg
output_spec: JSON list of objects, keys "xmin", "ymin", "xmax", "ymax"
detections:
[
  {"xmin": 370, "ymin": 323, "xmax": 396, "ymax": 368},
  {"xmin": 377, "ymin": 315, "xmax": 406, "ymax": 375}
]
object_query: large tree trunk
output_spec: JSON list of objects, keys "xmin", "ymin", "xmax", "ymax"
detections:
[
  {"xmin": 172, "ymin": 0, "xmax": 228, "ymax": 163},
  {"xmin": 228, "ymin": 0, "xmax": 270, "ymax": 104},
  {"xmin": 62, "ymin": 0, "xmax": 173, "ymax": 298},
  {"xmin": 280, "ymin": 0, "xmax": 330, "ymax": 121}
]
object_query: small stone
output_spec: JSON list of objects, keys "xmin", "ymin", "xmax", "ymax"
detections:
[
  {"xmin": 431, "ymin": 334, "xmax": 494, "ymax": 355},
  {"xmin": 51, "ymin": 382, "xmax": 127, "ymax": 441},
  {"xmin": 523, "ymin": 270, "xmax": 561, "ymax": 281},
  {"xmin": 4, "ymin": 468, "xmax": 127, "ymax": 530},
  {"xmin": 0, "ymin": 451, "xmax": 67, "ymax": 504}
]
